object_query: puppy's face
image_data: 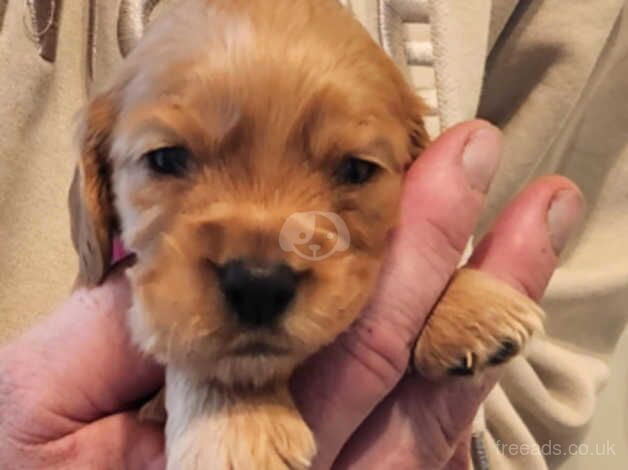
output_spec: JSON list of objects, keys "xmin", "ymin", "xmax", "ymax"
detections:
[{"xmin": 70, "ymin": 0, "xmax": 428, "ymax": 386}]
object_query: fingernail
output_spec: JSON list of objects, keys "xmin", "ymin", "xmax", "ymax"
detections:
[
  {"xmin": 547, "ymin": 189, "xmax": 584, "ymax": 255},
  {"xmin": 462, "ymin": 127, "xmax": 502, "ymax": 193}
]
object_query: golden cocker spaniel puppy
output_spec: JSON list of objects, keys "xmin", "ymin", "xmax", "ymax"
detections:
[{"xmin": 69, "ymin": 0, "xmax": 543, "ymax": 468}]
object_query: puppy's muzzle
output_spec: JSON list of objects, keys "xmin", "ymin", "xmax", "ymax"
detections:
[{"xmin": 217, "ymin": 259, "xmax": 299, "ymax": 328}]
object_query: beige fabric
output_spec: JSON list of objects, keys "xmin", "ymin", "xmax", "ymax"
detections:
[
  {"xmin": 0, "ymin": 0, "xmax": 86, "ymax": 342},
  {"xmin": 478, "ymin": 2, "xmax": 628, "ymax": 469},
  {"xmin": 427, "ymin": 0, "xmax": 491, "ymax": 129},
  {"xmin": 1, "ymin": 1, "xmax": 627, "ymax": 469}
]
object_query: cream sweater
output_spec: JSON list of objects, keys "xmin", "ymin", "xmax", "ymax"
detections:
[{"xmin": 1, "ymin": 1, "xmax": 627, "ymax": 468}]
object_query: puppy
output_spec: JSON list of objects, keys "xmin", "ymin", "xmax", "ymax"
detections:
[{"xmin": 68, "ymin": 0, "xmax": 544, "ymax": 468}]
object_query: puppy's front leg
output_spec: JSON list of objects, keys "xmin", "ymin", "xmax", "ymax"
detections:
[
  {"xmin": 414, "ymin": 268, "xmax": 545, "ymax": 379},
  {"xmin": 165, "ymin": 368, "xmax": 316, "ymax": 470}
]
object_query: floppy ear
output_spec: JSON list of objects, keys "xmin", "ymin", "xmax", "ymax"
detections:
[{"xmin": 68, "ymin": 93, "xmax": 119, "ymax": 287}]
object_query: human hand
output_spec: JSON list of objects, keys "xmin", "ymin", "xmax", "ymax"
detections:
[
  {"xmin": 0, "ymin": 121, "xmax": 583, "ymax": 470},
  {"xmin": 0, "ymin": 266, "xmax": 165, "ymax": 469},
  {"xmin": 293, "ymin": 120, "xmax": 583, "ymax": 469}
]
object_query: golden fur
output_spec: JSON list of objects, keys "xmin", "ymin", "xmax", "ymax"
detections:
[{"xmin": 68, "ymin": 0, "xmax": 543, "ymax": 468}]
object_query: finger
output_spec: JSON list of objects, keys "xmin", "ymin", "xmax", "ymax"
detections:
[
  {"xmin": 71, "ymin": 413, "xmax": 164, "ymax": 470},
  {"xmin": 0, "ymin": 271, "xmax": 164, "ymax": 442},
  {"xmin": 333, "ymin": 177, "xmax": 584, "ymax": 469},
  {"xmin": 468, "ymin": 175, "xmax": 584, "ymax": 299},
  {"xmin": 0, "ymin": 411, "xmax": 164, "ymax": 470},
  {"xmin": 292, "ymin": 120, "xmax": 503, "ymax": 468}
]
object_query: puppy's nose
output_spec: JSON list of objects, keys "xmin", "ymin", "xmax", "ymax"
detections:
[{"xmin": 217, "ymin": 260, "xmax": 298, "ymax": 327}]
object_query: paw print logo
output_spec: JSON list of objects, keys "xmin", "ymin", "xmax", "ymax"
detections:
[{"xmin": 279, "ymin": 212, "xmax": 350, "ymax": 261}]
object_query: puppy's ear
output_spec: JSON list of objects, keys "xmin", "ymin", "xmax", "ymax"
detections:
[
  {"xmin": 68, "ymin": 92, "xmax": 119, "ymax": 287},
  {"xmin": 405, "ymin": 93, "xmax": 431, "ymax": 160}
]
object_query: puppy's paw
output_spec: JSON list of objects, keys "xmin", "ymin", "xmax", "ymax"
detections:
[
  {"xmin": 413, "ymin": 268, "xmax": 544, "ymax": 380},
  {"xmin": 240, "ymin": 409, "xmax": 316, "ymax": 470},
  {"xmin": 166, "ymin": 382, "xmax": 316, "ymax": 470}
]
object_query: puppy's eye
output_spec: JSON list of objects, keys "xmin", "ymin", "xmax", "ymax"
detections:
[
  {"xmin": 145, "ymin": 146, "xmax": 189, "ymax": 177},
  {"xmin": 335, "ymin": 156, "xmax": 379, "ymax": 185}
]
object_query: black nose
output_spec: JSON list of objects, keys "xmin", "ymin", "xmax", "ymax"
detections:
[{"xmin": 217, "ymin": 260, "xmax": 298, "ymax": 327}]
